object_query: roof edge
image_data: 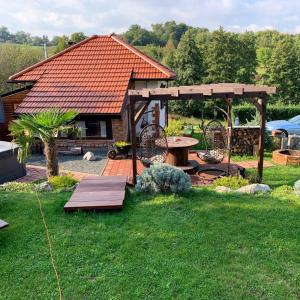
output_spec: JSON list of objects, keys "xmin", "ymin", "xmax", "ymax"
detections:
[
  {"xmin": 9, "ymin": 35, "xmax": 99, "ymax": 81},
  {"xmin": 1, "ymin": 85, "xmax": 32, "ymax": 98},
  {"xmin": 110, "ymin": 34, "xmax": 176, "ymax": 79}
]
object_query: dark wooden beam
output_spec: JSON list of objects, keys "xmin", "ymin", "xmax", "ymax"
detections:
[
  {"xmin": 226, "ymin": 99, "xmax": 233, "ymax": 175},
  {"xmin": 129, "ymin": 97, "xmax": 137, "ymax": 185},
  {"xmin": 257, "ymin": 97, "xmax": 266, "ymax": 182},
  {"xmin": 134, "ymin": 100, "xmax": 151, "ymax": 125}
]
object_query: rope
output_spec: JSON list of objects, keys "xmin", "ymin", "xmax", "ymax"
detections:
[{"xmin": 35, "ymin": 191, "xmax": 62, "ymax": 300}]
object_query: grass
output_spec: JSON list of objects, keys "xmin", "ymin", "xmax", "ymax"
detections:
[{"xmin": 1, "ymin": 165, "xmax": 300, "ymax": 299}]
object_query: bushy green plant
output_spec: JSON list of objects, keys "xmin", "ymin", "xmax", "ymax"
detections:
[
  {"xmin": 212, "ymin": 176, "xmax": 249, "ymax": 189},
  {"xmin": 233, "ymin": 104, "xmax": 300, "ymax": 124},
  {"xmin": 165, "ymin": 119, "xmax": 184, "ymax": 136},
  {"xmin": 136, "ymin": 163, "xmax": 191, "ymax": 194},
  {"xmin": 0, "ymin": 182, "xmax": 35, "ymax": 192},
  {"xmin": 48, "ymin": 174, "xmax": 78, "ymax": 190},
  {"xmin": 272, "ymin": 185, "xmax": 294, "ymax": 198},
  {"xmin": 114, "ymin": 141, "xmax": 131, "ymax": 148}
]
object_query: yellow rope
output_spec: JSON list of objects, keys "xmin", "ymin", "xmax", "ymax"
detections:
[{"xmin": 35, "ymin": 191, "xmax": 62, "ymax": 300}]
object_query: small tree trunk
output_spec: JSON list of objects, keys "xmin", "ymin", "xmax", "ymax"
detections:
[{"xmin": 44, "ymin": 138, "xmax": 59, "ymax": 179}]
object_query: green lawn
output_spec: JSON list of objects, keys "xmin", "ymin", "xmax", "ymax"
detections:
[{"xmin": 1, "ymin": 166, "xmax": 300, "ymax": 299}]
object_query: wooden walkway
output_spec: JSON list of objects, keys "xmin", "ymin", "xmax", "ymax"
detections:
[
  {"xmin": 64, "ymin": 175, "xmax": 127, "ymax": 211},
  {"xmin": 0, "ymin": 219, "xmax": 8, "ymax": 229}
]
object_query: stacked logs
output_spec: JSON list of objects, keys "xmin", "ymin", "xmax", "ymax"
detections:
[{"xmin": 231, "ymin": 127, "xmax": 260, "ymax": 156}]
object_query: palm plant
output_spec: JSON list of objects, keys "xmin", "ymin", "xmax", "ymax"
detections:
[{"xmin": 9, "ymin": 109, "xmax": 78, "ymax": 179}]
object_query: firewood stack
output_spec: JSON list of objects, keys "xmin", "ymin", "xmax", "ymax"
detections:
[{"xmin": 231, "ymin": 127, "xmax": 260, "ymax": 155}]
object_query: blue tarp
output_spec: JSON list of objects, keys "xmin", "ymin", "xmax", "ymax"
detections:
[{"xmin": 0, "ymin": 98, "xmax": 5, "ymax": 123}]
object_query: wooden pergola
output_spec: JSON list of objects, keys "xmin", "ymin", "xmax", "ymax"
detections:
[{"xmin": 129, "ymin": 83, "xmax": 277, "ymax": 185}]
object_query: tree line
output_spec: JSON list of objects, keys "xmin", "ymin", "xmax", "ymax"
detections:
[
  {"xmin": 0, "ymin": 25, "xmax": 86, "ymax": 51},
  {"xmin": 120, "ymin": 22, "xmax": 300, "ymax": 115}
]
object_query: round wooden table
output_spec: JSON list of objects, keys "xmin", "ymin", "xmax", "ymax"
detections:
[{"xmin": 166, "ymin": 136, "xmax": 199, "ymax": 167}]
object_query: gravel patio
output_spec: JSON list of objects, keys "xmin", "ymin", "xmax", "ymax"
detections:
[{"xmin": 27, "ymin": 150, "xmax": 107, "ymax": 175}]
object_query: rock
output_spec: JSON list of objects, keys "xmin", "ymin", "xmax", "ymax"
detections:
[
  {"xmin": 35, "ymin": 181, "xmax": 53, "ymax": 192},
  {"xmin": 294, "ymin": 179, "xmax": 300, "ymax": 196},
  {"xmin": 83, "ymin": 151, "xmax": 96, "ymax": 161},
  {"xmin": 215, "ymin": 186, "xmax": 232, "ymax": 193},
  {"xmin": 236, "ymin": 184, "xmax": 271, "ymax": 194}
]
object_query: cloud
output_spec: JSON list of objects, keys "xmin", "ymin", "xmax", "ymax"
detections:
[{"xmin": 0, "ymin": 0, "xmax": 300, "ymax": 38}]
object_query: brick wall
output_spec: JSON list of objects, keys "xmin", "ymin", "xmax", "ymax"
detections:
[
  {"xmin": 112, "ymin": 117, "xmax": 127, "ymax": 141},
  {"xmin": 0, "ymin": 89, "xmax": 29, "ymax": 141}
]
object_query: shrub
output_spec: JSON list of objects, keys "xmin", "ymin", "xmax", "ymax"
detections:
[
  {"xmin": 272, "ymin": 185, "xmax": 294, "ymax": 198},
  {"xmin": 136, "ymin": 163, "xmax": 192, "ymax": 194},
  {"xmin": 48, "ymin": 174, "xmax": 78, "ymax": 190},
  {"xmin": 212, "ymin": 176, "xmax": 249, "ymax": 189},
  {"xmin": 233, "ymin": 104, "xmax": 300, "ymax": 124},
  {"xmin": 165, "ymin": 119, "xmax": 184, "ymax": 136},
  {"xmin": 0, "ymin": 182, "xmax": 35, "ymax": 192}
]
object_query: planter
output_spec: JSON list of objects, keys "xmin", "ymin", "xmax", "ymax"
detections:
[{"xmin": 272, "ymin": 149, "xmax": 300, "ymax": 166}]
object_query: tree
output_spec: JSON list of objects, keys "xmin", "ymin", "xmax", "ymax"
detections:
[
  {"xmin": 0, "ymin": 43, "xmax": 44, "ymax": 94},
  {"xmin": 174, "ymin": 29, "xmax": 203, "ymax": 85},
  {"xmin": 51, "ymin": 36, "xmax": 61, "ymax": 46},
  {"xmin": 152, "ymin": 21, "xmax": 189, "ymax": 46},
  {"xmin": 204, "ymin": 27, "xmax": 240, "ymax": 83},
  {"xmin": 169, "ymin": 29, "xmax": 204, "ymax": 116},
  {"xmin": 0, "ymin": 25, "xmax": 10, "ymax": 42},
  {"xmin": 15, "ymin": 31, "xmax": 31, "ymax": 44},
  {"xmin": 236, "ymin": 32, "xmax": 257, "ymax": 83},
  {"xmin": 9, "ymin": 110, "xmax": 78, "ymax": 179},
  {"xmin": 70, "ymin": 32, "xmax": 87, "ymax": 44},
  {"xmin": 140, "ymin": 44, "xmax": 163, "ymax": 61},
  {"xmin": 267, "ymin": 36, "xmax": 300, "ymax": 103},
  {"xmin": 54, "ymin": 35, "xmax": 69, "ymax": 53},
  {"xmin": 162, "ymin": 37, "xmax": 176, "ymax": 69},
  {"xmin": 123, "ymin": 25, "xmax": 158, "ymax": 46}
]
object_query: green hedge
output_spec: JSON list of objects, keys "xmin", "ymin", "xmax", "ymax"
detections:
[{"xmin": 232, "ymin": 104, "xmax": 300, "ymax": 123}]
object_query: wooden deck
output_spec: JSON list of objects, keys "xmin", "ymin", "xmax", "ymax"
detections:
[
  {"xmin": 0, "ymin": 219, "xmax": 9, "ymax": 229},
  {"xmin": 64, "ymin": 175, "xmax": 127, "ymax": 211}
]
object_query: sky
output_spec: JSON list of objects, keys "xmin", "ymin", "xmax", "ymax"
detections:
[{"xmin": 1, "ymin": 0, "xmax": 300, "ymax": 38}]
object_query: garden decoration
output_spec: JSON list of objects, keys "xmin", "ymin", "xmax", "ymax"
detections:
[
  {"xmin": 138, "ymin": 124, "xmax": 168, "ymax": 167},
  {"xmin": 107, "ymin": 141, "xmax": 131, "ymax": 159}
]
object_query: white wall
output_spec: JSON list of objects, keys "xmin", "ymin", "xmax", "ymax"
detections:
[{"xmin": 134, "ymin": 80, "xmax": 167, "ymax": 134}]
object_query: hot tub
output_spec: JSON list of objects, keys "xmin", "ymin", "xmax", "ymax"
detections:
[
  {"xmin": 0, "ymin": 141, "xmax": 26, "ymax": 184},
  {"xmin": 272, "ymin": 149, "xmax": 300, "ymax": 166}
]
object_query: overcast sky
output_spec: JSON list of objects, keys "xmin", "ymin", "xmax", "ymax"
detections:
[{"xmin": 1, "ymin": 0, "xmax": 300, "ymax": 38}]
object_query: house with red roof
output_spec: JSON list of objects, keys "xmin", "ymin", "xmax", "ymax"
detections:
[{"xmin": 0, "ymin": 34, "xmax": 175, "ymax": 148}]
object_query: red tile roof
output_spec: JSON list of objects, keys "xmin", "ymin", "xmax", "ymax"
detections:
[{"xmin": 10, "ymin": 34, "xmax": 175, "ymax": 114}]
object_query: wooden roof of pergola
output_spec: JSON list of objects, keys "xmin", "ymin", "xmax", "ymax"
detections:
[
  {"xmin": 128, "ymin": 83, "xmax": 277, "ymax": 185},
  {"xmin": 128, "ymin": 83, "xmax": 277, "ymax": 101}
]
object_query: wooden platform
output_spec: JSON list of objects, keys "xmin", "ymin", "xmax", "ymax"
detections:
[
  {"xmin": 0, "ymin": 219, "xmax": 9, "ymax": 229},
  {"xmin": 64, "ymin": 175, "xmax": 127, "ymax": 211}
]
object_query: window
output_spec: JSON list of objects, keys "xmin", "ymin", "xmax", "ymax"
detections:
[{"xmin": 85, "ymin": 120, "xmax": 108, "ymax": 138}]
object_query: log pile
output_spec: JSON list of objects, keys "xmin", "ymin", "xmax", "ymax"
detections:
[{"xmin": 231, "ymin": 127, "xmax": 260, "ymax": 155}]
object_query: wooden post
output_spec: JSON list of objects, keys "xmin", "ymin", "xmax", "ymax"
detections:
[
  {"xmin": 257, "ymin": 97, "xmax": 266, "ymax": 183},
  {"xmin": 226, "ymin": 99, "xmax": 232, "ymax": 175},
  {"xmin": 129, "ymin": 97, "xmax": 137, "ymax": 185}
]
